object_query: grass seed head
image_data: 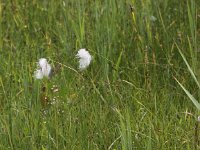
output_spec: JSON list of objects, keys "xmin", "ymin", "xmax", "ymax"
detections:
[{"xmin": 76, "ymin": 48, "xmax": 92, "ymax": 70}]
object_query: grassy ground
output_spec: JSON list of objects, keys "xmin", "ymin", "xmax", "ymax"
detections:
[{"xmin": 0, "ymin": 0, "xmax": 200, "ymax": 149}]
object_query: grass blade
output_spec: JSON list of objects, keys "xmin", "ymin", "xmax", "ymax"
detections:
[
  {"xmin": 175, "ymin": 77, "xmax": 200, "ymax": 110},
  {"xmin": 176, "ymin": 43, "xmax": 200, "ymax": 89}
]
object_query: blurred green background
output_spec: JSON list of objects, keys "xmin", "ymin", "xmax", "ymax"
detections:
[{"xmin": 0, "ymin": 0, "xmax": 200, "ymax": 149}]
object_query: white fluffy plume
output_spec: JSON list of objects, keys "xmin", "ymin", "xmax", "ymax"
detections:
[
  {"xmin": 34, "ymin": 58, "xmax": 52, "ymax": 79},
  {"xmin": 76, "ymin": 49, "xmax": 92, "ymax": 70}
]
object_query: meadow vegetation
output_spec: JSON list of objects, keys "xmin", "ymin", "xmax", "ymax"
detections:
[{"xmin": 0, "ymin": 0, "xmax": 200, "ymax": 149}]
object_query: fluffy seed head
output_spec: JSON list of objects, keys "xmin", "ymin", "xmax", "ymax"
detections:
[
  {"xmin": 34, "ymin": 58, "xmax": 52, "ymax": 79},
  {"xmin": 76, "ymin": 49, "xmax": 92, "ymax": 70}
]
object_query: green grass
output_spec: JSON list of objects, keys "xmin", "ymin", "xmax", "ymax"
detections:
[{"xmin": 0, "ymin": 0, "xmax": 200, "ymax": 149}]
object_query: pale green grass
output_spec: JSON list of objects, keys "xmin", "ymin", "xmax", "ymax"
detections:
[{"xmin": 0, "ymin": 0, "xmax": 200, "ymax": 149}]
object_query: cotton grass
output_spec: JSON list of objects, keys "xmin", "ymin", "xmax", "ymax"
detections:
[
  {"xmin": 34, "ymin": 58, "xmax": 52, "ymax": 79},
  {"xmin": 76, "ymin": 48, "xmax": 92, "ymax": 70}
]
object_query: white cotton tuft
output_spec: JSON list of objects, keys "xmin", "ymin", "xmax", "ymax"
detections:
[
  {"xmin": 76, "ymin": 49, "xmax": 92, "ymax": 70},
  {"xmin": 38, "ymin": 58, "xmax": 48, "ymax": 68},
  {"xmin": 34, "ymin": 69, "xmax": 44, "ymax": 79},
  {"xmin": 34, "ymin": 58, "xmax": 52, "ymax": 79},
  {"xmin": 150, "ymin": 16, "xmax": 157, "ymax": 22},
  {"xmin": 198, "ymin": 116, "xmax": 200, "ymax": 122}
]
